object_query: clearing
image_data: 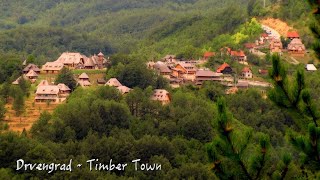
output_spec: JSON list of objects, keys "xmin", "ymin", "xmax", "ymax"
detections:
[{"xmin": 260, "ymin": 18, "xmax": 294, "ymax": 37}]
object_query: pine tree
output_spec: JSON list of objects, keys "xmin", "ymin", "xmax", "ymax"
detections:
[
  {"xmin": 12, "ymin": 88, "xmax": 25, "ymax": 117},
  {"xmin": 288, "ymin": 124, "xmax": 320, "ymax": 165},
  {"xmin": 308, "ymin": 0, "xmax": 320, "ymax": 59},
  {"xmin": 18, "ymin": 77, "xmax": 30, "ymax": 97},
  {"xmin": 206, "ymin": 97, "xmax": 277, "ymax": 179},
  {"xmin": 269, "ymin": 54, "xmax": 320, "ymax": 173},
  {"xmin": 268, "ymin": 54, "xmax": 319, "ymax": 126},
  {"xmin": 0, "ymin": 82, "xmax": 11, "ymax": 103}
]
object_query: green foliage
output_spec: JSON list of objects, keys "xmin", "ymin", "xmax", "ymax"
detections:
[
  {"xmin": 0, "ymin": 53, "xmax": 22, "ymax": 83},
  {"xmin": 226, "ymin": 89, "xmax": 294, "ymax": 146},
  {"xmin": 248, "ymin": 0, "xmax": 268, "ymax": 17},
  {"xmin": 268, "ymin": 52, "xmax": 320, "ymax": 176},
  {"xmin": 269, "ymin": 54, "xmax": 319, "ymax": 127},
  {"xmin": 107, "ymin": 57, "xmax": 168, "ymax": 89},
  {"xmin": 200, "ymin": 81, "xmax": 225, "ymax": 102},
  {"xmin": 55, "ymin": 67, "xmax": 77, "ymax": 91},
  {"xmin": 176, "ymin": 45, "xmax": 202, "ymax": 59},
  {"xmin": 0, "ymin": 0, "xmax": 251, "ymax": 61},
  {"xmin": 18, "ymin": 76, "xmax": 31, "ymax": 97},
  {"xmin": 0, "ymin": 99, "xmax": 6, "ymax": 121},
  {"xmin": 0, "ymin": 82, "xmax": 11, "ymax": 103},
  {"xmin": 277, "ymin": 0, "xmax": 310, "ymax": 21},
  {"xmin": 207, "ymin": 97, "xmax": 276, "ymax": 179},
  {"xmin": 288, "ymin": 123, "xmax": 320, "ymax": 168},
  {"xmin": 12, "ymin": 88, "xmax": 25, "ymax": 117},
  {"xmin": 308, "ymin": 0, "xmax": 320, "ymax": 59}
]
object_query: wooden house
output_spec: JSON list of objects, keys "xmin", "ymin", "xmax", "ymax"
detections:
[
  {"xmin": 23, "ymin": 64, "xmax": 41, "ymax": 74},
  {"xmin": 195, "ymin": 70, "xmax": 223, "ymax": 85},
  {"xmin": 172, "ymin": 63, "xmax": 197, "ymax": 81},
  {"xmin": 117, "ymin": 86, "xmax": 132, "ymax": 95},
  {"xmin": 88, "ymin": 52, "xmax": 108, "ymax": 69},
  {"xmin": 105, "ymin": 78, "xmax": 122, "ymax": 87},
  {"xmin": 163, "ymin": 55, "xmax": 176, "ymax": 63},
  {"xmin": 217, "ymin": 63, "xmax": 232, "ymax": 74},
  {"xmin": 287, "ymin": 31, "xmax": 300, "ymax": 40},
  {"xmin": 270, "ymin": 38, "xmax": 283, "ymax": 53},
  {"xmin": 57, "ymin": 83, "xmax": 71, "ymax": 96},
  {"xmin": 35, "ymin": 84, "xmax": 71, "ymax": 103},
  {"xmin": 230, "ymin": 50, "xmax": 247, "ymax": 62},
  {"xmin": 242, "ymin": 67, "xmax": 253, "ymax": 79},
  {"xmin": 78, "ymin": 72, "xmax": 91, "ymax": 87},
  {"xmin": 151, "ymin": 89, "xmax": 171, "ymax": 105},
  {"xmin": 25, "ymin": 70, "xmax": 39, "ymax": 82},
  {"xmin": 55, "ymin": 52, "xmax": 88, "ymax": 69},
  {"xmin": 42, "ymin": 62, "xmax": 64, "ymax": 74},
  {"xmin": 154, "ymin": 61, "xmax": 171, "ymax": 79},
  {"xmin": 287, "ymin": 38, "xmax": 305, "ymax": 56}
]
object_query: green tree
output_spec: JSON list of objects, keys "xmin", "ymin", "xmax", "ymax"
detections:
[
  {"xmin": 207, "ymin": 97, "xmax": 276, "ymax": 179},
  {"xmin": 269, "ymin": 54, "xmax": 319, "ymax": 126},
  {"xmin": 288, "ymin": 124, "xmax": 320, "ymax": 166},
  {"xmin": 154, "ymin": 76, "xmax": 169, "ymax": 89},
  {"xmin": 18, "ymin": 77, "xmax": 31, "ymax": 97},
  {"xmin": 0, "ymin": 82, "xmax": 11, "ymax": 103},
  {"xmin": 0, "ymin": 99, "xmax": 6, "ymax": 121},
  {"xmin": 118, "ymin": 61, "xmax": 156, "ymax": 89},
  {"xmin": 55, "ymin": 67, "xmax": 77, "ymax": 91},
  {"xmin": 309, "ymin": 1, "xmax": 320, "ymax": 59},
  {"xmin": 12, "ymin": 88, "xmax": 25, "ymax": 117},
  {"xmin": 269, "ymin": 53, "xmax": 320, "ymax": 176},
  {"xmin": 26, "ymin": 54, "xmax": 36, "ymax": 64}
]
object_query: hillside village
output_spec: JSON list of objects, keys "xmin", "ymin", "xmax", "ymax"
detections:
[
  {"xmin": 11, "ymin": 23, "xmax": 317, "ymax": 109},
  {"xmin": 1, "ymin": 0, "xmax": 320, "ymax": 179}
]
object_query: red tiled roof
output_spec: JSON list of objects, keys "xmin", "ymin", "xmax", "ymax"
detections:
[
  {"xmin": 217, "ymin": 63, "xmax": 230, "ymax": 73},
  {"xmin": 244, "ymin": 43, "xmax": 256, "ymax": 49},
  {"xmin": 203, "ymin": 52, "xmax": 215, "ymax": 58},
  {"xmin": 261, "ymin": 33, "xmax": 268, "ymax": 37},
  {"xmin": 242, "ymin": 67, "xmax": 251, "ymax": 73},
  {"xmin": 231, "ymin": 50, "xmax": 246, "ymax": 57},
  {"xmin": 287, "ymin": 31, "xmax": 300, "ymax": 38}
]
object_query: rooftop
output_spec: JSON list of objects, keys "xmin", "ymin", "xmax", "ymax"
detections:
[{"xmin": 106, "ymin": 78, "xmax": 122, "ymax": 87}]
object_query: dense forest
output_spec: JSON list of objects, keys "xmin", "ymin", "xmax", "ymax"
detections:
[
  {"xmin": 0, "ymin": 0, "xmax": 320, "ymax": 179},
  {"xmin": 0, "ymin": 0, "xmax": 311, "ymax": 63}
]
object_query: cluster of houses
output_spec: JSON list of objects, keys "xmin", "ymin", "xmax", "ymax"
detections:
[
  {"xmin": 244, "ymin": 30, "xmax": 306, "ymax": 57},
  {"xmin": 34, "ymin": 80, "xmax": 71, "ymax": 103},
  {"xmin": 11, "ymin": 27, "xmax": 316, "ymax": 106},
  {"xmin": 14, "ymin": 51, "xmax": 108, "ymax": 84},
  {"xmin": 148, "ymin": 53, "xmax": 253, "ymax": 89},
  {"xmin": 42, "ymin": 52, "xmax": 108, "ymax": 73},
  {"xmin": 103, "ymin": 77, "xmax": 171, "ymax": 104},
  {"xmin": 14, "ymin": 53, "xmax": 173, "ymax": 105}
]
